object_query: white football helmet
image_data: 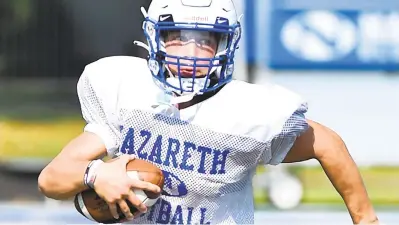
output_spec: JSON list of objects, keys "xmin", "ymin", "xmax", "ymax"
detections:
[{"xmin": 135, "ymin": 0, "xmax": 242, "ymax": 98}]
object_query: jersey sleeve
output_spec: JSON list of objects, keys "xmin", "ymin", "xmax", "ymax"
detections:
[
  {"xmin": 77, "ymin": 64, "xmax": 121, "ymax": 157},
  {"xmin": 268, "ymin": 103, "xmax": 309, "ymax": 165}
]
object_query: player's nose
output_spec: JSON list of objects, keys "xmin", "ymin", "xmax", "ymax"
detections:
[
  {"xmin": 181, "ymin": 41, "xmax": 199, "ymax": 58},
  {"xmin": 178, "ymin": 47, "xmax": 197, "ymax": 78},
  {"xmin": 178, "ymin": 42, "xmax": 208, "ymax": 77}
]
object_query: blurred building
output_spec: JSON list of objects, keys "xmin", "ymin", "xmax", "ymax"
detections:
[
  {"xmin": 245, "ymin": 0, "xmax": 399, "ymax": 166},
  {"xmin": 0, "ymin": 0, "xmax": 151, "ymax": 201}
]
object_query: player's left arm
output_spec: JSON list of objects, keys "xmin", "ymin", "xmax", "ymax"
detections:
[{"xmin": 283, "ymin": 119, "xmax": 379, "ymax": 225}]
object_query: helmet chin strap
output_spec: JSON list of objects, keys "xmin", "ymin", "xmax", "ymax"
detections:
[
  {"xmin": 150, "ymin": 83, "xmax": 200, "ymax": 119},
  {"xmin": 153, "ymin": 76, "xmax": 201, "ymax": 105},
  {"xmin": 133, "ymin": 40, "xmax": 150, "ymax": 52}
]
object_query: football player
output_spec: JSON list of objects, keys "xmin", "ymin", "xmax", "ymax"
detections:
[{"xmin": 38, "ymin": 0, "xmax": 380, "ymax": 224}]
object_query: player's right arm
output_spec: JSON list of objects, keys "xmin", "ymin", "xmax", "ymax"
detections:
[
  {"xmin": 38, "ymin": 61, "xmax": 160, "ymax": 220},
  {"xmin": 38, "ymin": 131, "xmax": 107, "ymax": 200},
  {"xmin": 38, "ymin": 133, "xmax": 158, "ymax": 219}
]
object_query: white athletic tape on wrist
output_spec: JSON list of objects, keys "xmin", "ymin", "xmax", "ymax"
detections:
[{"xmin": 86, "ymin": 159, "xmax": 104, "ymax": 189}]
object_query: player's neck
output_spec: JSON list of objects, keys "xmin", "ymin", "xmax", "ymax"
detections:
[{"xmin": 177, "ymin": 85, "xmax": 224, "ymax": 110}]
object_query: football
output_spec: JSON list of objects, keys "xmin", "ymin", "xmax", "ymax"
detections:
[{"xmin": 74, "ymin": 158, "xmax": 164, "ymax": 224}]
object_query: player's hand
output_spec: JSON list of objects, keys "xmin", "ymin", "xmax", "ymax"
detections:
[{"xmin": 92, "ymin": 154, "xmax": 161, "ymax": 220}]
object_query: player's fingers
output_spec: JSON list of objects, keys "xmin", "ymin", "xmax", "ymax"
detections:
[
  {"xmin": 133, "ymin": 211, "xmax": 142, "ymax": 219},
  {"xmin": 117, "ymin": 200, "xmax": 134, "ymax": 221},
  {"xmin": 117, "ymin": 154, "xmax": 136, "ymax": 164},
  {"xmin": 126, "ymin": 190, "xmax": 147, "ymax": 213},
  {"xmin": 129, "ymin": 179, "xmax": 161, "ymax": 194},
  {"xmin": 107, "ymin": 202, "xmax": 119, "ymax": 220}
]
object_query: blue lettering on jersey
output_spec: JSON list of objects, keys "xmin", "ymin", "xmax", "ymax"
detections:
[
  {"xmin": 138, "ymin": 130, "xmax": 151, "ymax": 159},
  {"xmin": 143, "ymin": 199, "xmax": 211, "ymax": 224},
  {"xmin": 120, "ymin": 128, "xmax": 230, "ymax": 175},
  {"xmin": 164, "ymin": 138, "xmax": 180, "ymax": 168},
  {"xmin": 161, "ymin": 170, "xmax": 188, "ymax": 197}
]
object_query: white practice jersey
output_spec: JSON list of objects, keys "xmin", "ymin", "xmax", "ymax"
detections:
[{"xmin": 77, "ymin": 56, "xmax": 309, "ymax": 224}]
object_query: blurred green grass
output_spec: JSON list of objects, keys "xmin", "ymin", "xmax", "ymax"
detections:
[
  {"xmin": 254, "ymin": 166, "xmax": 399, "ymax": 206},
  {"xmin": 0, "ymin": 116, "xmax": 398, "ymax": 205},
  {"xmin": 0, "ymin": 117, "xmax": 85, "ymax": 158}
]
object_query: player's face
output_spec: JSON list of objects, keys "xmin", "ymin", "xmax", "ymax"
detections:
[{"xmin": 163, "ymin": 30, "xmax": 218, "ymax": 78}]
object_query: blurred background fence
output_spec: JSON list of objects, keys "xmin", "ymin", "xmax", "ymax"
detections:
[{"xmin": 0, "ymin": 0, "xmax": 398, "ymax": 216}]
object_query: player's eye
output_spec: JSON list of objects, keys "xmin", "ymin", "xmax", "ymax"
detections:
[
  {"xmin": 168, "ymin": 34, "xmax": 196, "ymax": 44},
  {"xmin": 198, "ymin": 38, "xmax": 216, "ymax": 47},
  {"xmin": 162, "ymin": 30, "xmax": 218, "ymax": 49},
  {"xmin": 178, "ymin": 35, "xmax": 190, "ymax": 42},
  {"xmin": 162, "ymin": 31, "xmax": 181, "ymax": 42}
]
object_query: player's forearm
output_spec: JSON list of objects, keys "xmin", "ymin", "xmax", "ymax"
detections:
[
  {"xmin": 38, "ymin": 159, "xmax": 91, "ymax": 200},
  {"xmin": 39, "ymin": 132, "xmax": 108, "ymax": 200},
  {"xmin": 317, "ymin": 142, "xmax": 378, "ymax": 224}
]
